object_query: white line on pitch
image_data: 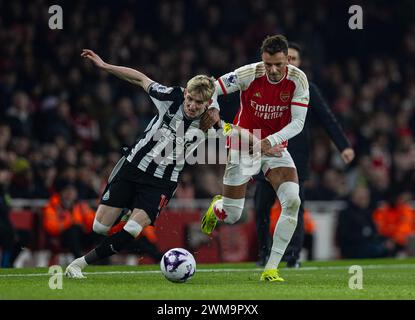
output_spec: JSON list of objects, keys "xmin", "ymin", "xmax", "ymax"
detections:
[{"xmin": 0, "ymin": 263, "xmax": 414, "ymax": 278}]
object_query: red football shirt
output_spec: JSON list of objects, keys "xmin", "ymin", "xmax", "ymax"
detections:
[{"xmin": 217, "ymin": 62, "xmax": 309, "ymax": 146}]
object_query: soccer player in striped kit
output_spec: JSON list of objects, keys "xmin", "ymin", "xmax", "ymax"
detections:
[{"xmin": 66, "ymin": 49, "xmax": 219, "ymax": 278}]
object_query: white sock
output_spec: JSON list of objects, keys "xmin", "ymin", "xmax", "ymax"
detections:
[
  {"xmin": 213, "ymin": 197, "xmax": 245, "ymax": 224},
  {"xmin": 265, "ymin": 182, "xmax": 300, "ymax": 270},
  {"xmin": 264, "ymin": 214, "xmax": 296, "ymax": 270},
  {"xmin": 73, "ymin": 256, "xmax": 88, "ymax": 269}
]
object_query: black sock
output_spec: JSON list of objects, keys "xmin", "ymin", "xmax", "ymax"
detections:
[{"xmin": 84, "ymin": 229, "xmax": 135, "ymax": 264}]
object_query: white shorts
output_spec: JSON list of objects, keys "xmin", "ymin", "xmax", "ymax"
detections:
[{"xmin": 223, "ymin": 149, "xmax": 296, "ymax": 186}]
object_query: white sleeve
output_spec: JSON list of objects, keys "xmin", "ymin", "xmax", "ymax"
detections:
[
  {"xmin": 216, "ymin": 62, "xmax": 264, "ymax": 95},
  {"xmin": 290, "ymin": 69, "xmax": 310, "ymax": 108},
  {"xmin": 266, "ymin": 71, "xmax": 310, "ymax": 146},
  {"xmin": 266, "ymin": 106, "xmax": 308, "ymax": 147}
]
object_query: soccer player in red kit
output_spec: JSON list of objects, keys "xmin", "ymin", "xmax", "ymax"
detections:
[{"xmin": 201, "ymin": 35, "xmax": 309, "ymax": 282}]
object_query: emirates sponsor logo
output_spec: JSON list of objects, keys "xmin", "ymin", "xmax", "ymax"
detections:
[{"xmin": 250, "ymin": 100, "xmax": 289, "ymax": 113}]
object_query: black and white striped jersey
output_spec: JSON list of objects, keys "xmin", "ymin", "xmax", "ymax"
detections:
[{"xmin": 126, "ymin": 82, "xmax": 207, "ymax": 182}]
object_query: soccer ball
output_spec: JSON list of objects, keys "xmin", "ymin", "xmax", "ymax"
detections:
[{"xmin": 160, "ymin": 248, "xmax": 196, "ymax": 283}]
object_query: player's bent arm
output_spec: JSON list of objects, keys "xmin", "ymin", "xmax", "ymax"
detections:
[
  {"xmin": 266, "ymin": 105, "xmax": 308, "ymax": 147},
  {"xmin": 266, "ymin": 67, "xmax": 310, "ymax": 147},
  {"xmin": 102, "ymin": 64, "xmax": 154, "ymax": 91}
]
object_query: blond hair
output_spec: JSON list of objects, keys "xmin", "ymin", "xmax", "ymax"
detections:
[{"xmin": 186, "ymin": 75, "xmax": 216, "ymax": 101}]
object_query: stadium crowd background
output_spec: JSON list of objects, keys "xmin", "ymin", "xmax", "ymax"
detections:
[{"xmin": 1, "ymin": 0, "xmax": 415, "ymax": 262}]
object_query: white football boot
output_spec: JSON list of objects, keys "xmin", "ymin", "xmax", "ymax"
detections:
[{"xmin": 65, "ymin": 258, "xmax": 87, "ymax": 279}]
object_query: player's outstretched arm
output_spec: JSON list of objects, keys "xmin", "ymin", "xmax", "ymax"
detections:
[{"xmin": 81, "ymin": 49, "xmax": 153, "ymax": 90}]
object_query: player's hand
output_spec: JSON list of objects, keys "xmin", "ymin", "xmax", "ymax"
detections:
[
  {"xmin": 200, "ymin": 108, "xmax": 220, "ymax": 132},
  {"xmin": 252, "ymin": 139, "xmax": 282, "ymax": 156},
  {"xmin": 265, "ymin": 143, "xmax": 284, "ymax": 157},
  {"xmin": 341, "ymin": 148, "xmax": 355, "ymax": 164},
  {"xmin": 81, "ymin": 49, "xmax": 106, "ymax": 69},
  {"xmin": 258, "ymin": 139, "xmax": 272, "ymax": 154}
]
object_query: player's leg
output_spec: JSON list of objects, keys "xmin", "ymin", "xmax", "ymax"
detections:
[
  {"xmin": 86, "ymin": 208, "xmax": 150, "ymax": 263},
  {"xmin": 64, "ymin": 204, "xmax": 122, "ymax": 272},
  {"xmin": 66, "ymin": 168, "xmax": 176, "ymax": 279},
  {"xmin": 201, "ymin": 183, "xmax": 248, "ymax": 234},
  {"xmin": 125, "ymin": 236, "xmax": 163, "ymax": 261},
  {"xmin": 92, "ymin": 204, "xmax": 124, "ymax": 235},
  {"xmin": 92, "ymin": 156, "xmax": 129, "ymax": 235},
  {"xmin": 65, "ymin": 208, "xmax": 151, "ymax": 279},
  {"xmin": 201, "ymin": 138, "xmax": 261, "ymax": 235},
  {"xmin": 254, "ymin": 178, "xmax": 276, "ymax": 266},
  {"xmin": 260, "ymin": 166, "xmax": 300, "ymax": 281},
  {"xmin": 65, "ymin": 170, "xmax": 136, "ymax": 278},
  {"xmin": 283, "ymin": 180, "xmax": 305, "ymax": 267}
]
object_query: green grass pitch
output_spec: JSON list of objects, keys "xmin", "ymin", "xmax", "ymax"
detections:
[{"xmin": 1, "ymin": 258, "xmax": 415, "ymax": 300}]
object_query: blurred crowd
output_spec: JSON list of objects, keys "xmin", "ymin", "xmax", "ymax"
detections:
[{"xmin": 1, "ymin": 0, "xmax": 415, "ymax": 260}]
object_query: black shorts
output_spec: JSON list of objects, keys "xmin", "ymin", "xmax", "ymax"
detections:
[{"xmin": 100, "ymin": 157, "xmax": 177, "ymax": 223}]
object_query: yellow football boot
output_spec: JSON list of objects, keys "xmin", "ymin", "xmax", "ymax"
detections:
[
  {"xmin": 201, "ymin": 195, "xmax": 222, "ymax": 235},
  {"xmin": 260, "ymin": 269, "xmax": 284, "ymax": 282}
]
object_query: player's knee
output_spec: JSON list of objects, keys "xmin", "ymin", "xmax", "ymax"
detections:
[
  {"xmin": 222, "ymin": 197, "xmax": 245, "ymax": 224},
  {"xmin": 93, "ymin": 218, "xmax": 111, "ymax": 235},
  {"xmin": 130, "ymin": 209, "xmax": 151, "ymax": 227},
  {"xmin": 277, "ymin": 182, "xmax": 301, "ymax": 217}
]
